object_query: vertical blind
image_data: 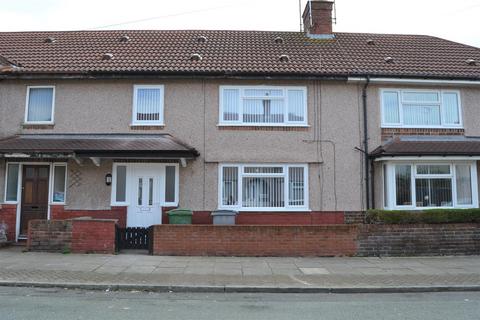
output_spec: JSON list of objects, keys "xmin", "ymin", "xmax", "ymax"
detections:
[
  {"xmin": 456, "ymin": 165, "xmax": 472, "ymax": 205},
  {"xmin": 221, "ymin": 87, "xmax": 306, "ymax": 124},
  {"xmin": 135, "ymin": 87, "xmax": 163, "ymax": 123},
  {"xmin": 5, "ymin": 164, "xmax": 19, "ymax": 202},
  {"xmin": 395, "ymin": 165, "xmax": 412, "ymax": 206},
  {"xmin": 382, "ymin": 90, "xmax": 460, "ymax": 127},
  {"xmin": 221, "ymin": 165, "xmax": 306, "ymax": 209},
  {"xmin": 27, "ymin": 88, "xmax": 54, "ymax": 122}
]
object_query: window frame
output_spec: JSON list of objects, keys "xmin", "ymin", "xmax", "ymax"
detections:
[
  {"xmin": 131, "ymin": 85, "xmax": 165, "ymax": 126},
  {"xmin": 383, "ymin": 161, "xmax": 478, "ymax": 210},
  {"xmin": 51, "ymin": 163, "xmax": 67, "ymax": 204},
  {"xmin": 380, "ymin": 89, "xmax": 463, "ymax": 129},
  {"xmin": 111, "ymin": 163, "xmax": 179, "ymax": 207},
  {"xmin": 218, "ymin": 163, "xmax": 309, "ymax": 211},
  {"xmin": 218, "ymin": 86, "xmax": 308, "ymax": 127},
  {"xmin": 24, "ymin": 85, "xmax": 56, "ymax": 125}
]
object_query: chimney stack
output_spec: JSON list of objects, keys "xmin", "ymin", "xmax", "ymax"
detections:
[{"xmin": 302, "ymin": 0, "xmax": 334, "ymax": 38}]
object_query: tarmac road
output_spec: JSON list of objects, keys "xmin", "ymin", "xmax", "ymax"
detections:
[{"xmin": 0, "ymin": 286, "xmax": 479, "ymax": 320}]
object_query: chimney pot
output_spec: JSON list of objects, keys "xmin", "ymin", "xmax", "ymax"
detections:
[{"xmin": 302, "ymin": 1, "xmax": 334, "ymax": 38}]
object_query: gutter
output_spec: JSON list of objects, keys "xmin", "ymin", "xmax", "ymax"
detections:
[{"xmin": 348, "ymin": 77, "xmax": 480, "ymax": 87}]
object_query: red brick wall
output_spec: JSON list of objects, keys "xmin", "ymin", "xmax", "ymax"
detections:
[
  {"xmin": 381, "ymin": 128, "xmax": 464, "ymax": 142},
  {"xmin": 50, "ymin": 205, "xmax": 127, "ymax": 228},
  {"xmin": 358, "ymin": 223, "xmax": 480, "ymax": 256},
  {"xmin": 27, "ymin": 220, "xmax": 72, "ymax": 252},
  {"xmin": 0, "ymin": 204, "xmax": 17, "ymax": 241},
  {"xmin": 162, "ymin": 207, "xmax": 344, "ymax": 225},
  {"xmin": 152, "ymin": 225, "xmax": 358, "ymax": 257},
  {"xmin": 71, "ymin": 219, "xmax": 116, "ymax": 254},
  {"xmin": 27, "ymin": 218, "xmax": 117, "ymax": 254}
]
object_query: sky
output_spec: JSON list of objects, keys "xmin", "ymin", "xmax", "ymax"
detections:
[{"xmin": 0, "ymin": 0, "xmax": 479, "ymax": 47}]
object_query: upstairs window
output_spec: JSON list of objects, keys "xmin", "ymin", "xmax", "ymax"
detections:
[
  {"xmin": 219, "ymin": 86, "xmax": 307, "ymax": 126},
  {"xmin": 381, "ymin": 89, "xmax": 462, "ymax": 128},
  {"xmin": 25, "ymin": 86, "xmax": 55, "ymax": 124},
  {"xmin": 132, "ymin": 85, "xmax": 164, "ymax": 125}
]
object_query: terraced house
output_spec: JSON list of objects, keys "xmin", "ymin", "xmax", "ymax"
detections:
[{"xmin": 0, "ymin": 1, "xmax": 479, "ymax": 242}]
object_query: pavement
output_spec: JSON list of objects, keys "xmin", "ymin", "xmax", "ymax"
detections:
[{"xmin": 1, "ymin": 246, "xmax": 480, "ymax": 293}]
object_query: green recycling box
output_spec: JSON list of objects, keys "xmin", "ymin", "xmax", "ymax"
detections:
[{"xmin": 167, "ymin": 208, "xmax": 193, "ymax": 224}]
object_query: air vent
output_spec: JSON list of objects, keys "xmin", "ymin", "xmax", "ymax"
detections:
[
  {"xmin": 274, "ymin": 37, "xmax": 284, "ymax": 44},
  {"xmin": 197, "ymin": 36, "xmax": 207, "ymax": 43},
  {"xmin": 279, "ymin": 55, "xmax": 290, "ymax": 62},
  {"xmin": 384, "ymin": 56, "xmax": 394, "ymax": 63},
  {"xmin": 466, "ymin": 59, "xmax": 477, "ymax": 66},
  {"xmin": 119, "ymin": 35, "xmax": 130, "ymax": 42},
  {"xmin": 102, "ymin": 53, "xmax": 114, "ymax": 61},
  {"xmin": 45, "ymin": 37, "xmax": 56, "ymax": 43},
  {"xmin": 366, "ymin": 39, "xmax": 375, "ymax": 45},
  {"xmin": 190, "ymin": 53, "xmax": 202, "ymax": 61}
]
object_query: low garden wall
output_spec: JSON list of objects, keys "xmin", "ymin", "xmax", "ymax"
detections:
[
  {"xmin": 151, "ymin": 225, "xmax": 358, "ymax": 257},
  {"xmin": 27, "ymin": 218, "xmax": 117, "ymax": 254},
  {"xmin": 357, "ymin": 223, "xmax": 480, "ymax": 256}
]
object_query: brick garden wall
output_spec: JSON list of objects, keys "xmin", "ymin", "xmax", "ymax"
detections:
[
  {"xmin": 27, "ymin": 218, "xmax": 117, "ymax": 254},
  {"xmin": 357, "ymin": 224, "xmax": 480, "ymax": 256},
  {"xmin": 152, "ymin": 225, "xmax": 358, "ymax": 257},
  {"xmin": 27, "ymin": 220, "xmax": 72, "ymax": 252},
  {"xmin": 50, "ymin": 205, "xmax": 127, "ymax": 228},
  {"xmin": 71, "ymin": 219, "xmax": 116, "ymax": 254},
  {"xmin": 162, "ymin": 207, "xmax": 345, "ymax": 225},
  {"xmin": 0, "ymin": 204, "xmax": 17, "ymax": 242}
]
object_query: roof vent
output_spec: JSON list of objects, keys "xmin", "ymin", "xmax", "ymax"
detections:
[
  {"xmin": 45, "ymin": 37, "xmax": 56, "ymax": 43},
  {"xmin": 466, "ymin": 59, "xmax": 477, "ymax": 66},
  {"xmin": 102, "ymin": 53, "xmax": 114, "ymax": 61},
  {"xmin": 384, "ymin": 56, "xmax": 394, "ymax": 63},
  {"xmin": 366, "ymin": 39, "xmax": 375, "ymax": 45},
  {"xmin": 279, "ymin": 54, "xmax": 290, "ymax": 62},
  {"xmin": 197, "ymin": 36, "xmax": 207, "ymax": 43},
  {"xmin": 274, "ymin": 37, "xmax": 284, "ymax": 44},
  {"xmin": 119, "ymin": 35, "xmax": 130, "ymax": 42},
  {"xmin": 190, "ymin": 53, "xmax": 202, "ymax": 61}
]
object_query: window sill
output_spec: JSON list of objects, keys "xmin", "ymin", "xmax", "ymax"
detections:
[
  {"xmin": 130, "ymin": 124, "xmax": 165, "ymax": 130},
  {"xmin": 381, "ymin": 126, "xmax": 464, "ymax": 130},
  {"xmin": 217, "ymin": 124, "xmax": 310, "ymax": 131},
  {"xmin": 22, "ymin": 123, "xmax": 54, "ymax": 129},
  {"xmin": 218, "ymin": 208, "xmax": 311, "ymax": 212}
]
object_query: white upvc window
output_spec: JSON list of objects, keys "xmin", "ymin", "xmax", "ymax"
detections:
[
  {"xmin": 25, "ymin": 86, "xmax": 55, "ymax": 124},
  {"xmin": 219, "ymin": 86, "xmax": 308, "ymax": 126},
  {"xmin": 381, "ymin": 89, "xmax": 462, "ymax": 128},
  {"xmin": 51, "ymin": 163, "xmax": 67, "ymax": 204},
  {"xmin": 132, "ymin": 85, "xmax": 165, "ymax": 125},
  {"xmin": 383, "ymin": 162, "xmax": 478, "ymax": 210},
  {"xmin": 219, "ymin": 164, "xmax": 309, "ymax": 211}
]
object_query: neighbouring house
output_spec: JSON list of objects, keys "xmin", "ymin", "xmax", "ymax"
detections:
[{"xmin": 0, "ymin": 1, "xmax": 479, "ymax": 243}]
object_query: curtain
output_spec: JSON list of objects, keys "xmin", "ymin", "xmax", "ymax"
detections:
[
  {"xmin": 443, "ymin": 92, "xmax": 460, "ymax": 125},
  {"xmin": 383, "ymin": 91, "xmax": 400, "ymax": 124},
  {"xmin": 395, "ymin": 165, "xmax": 412, "ymax": 206},
  {"xmin": 222, "ymin": 89, "xmax": 240, "ymax": 121},
  {"xmin": 456, "ymin": 165, "xmax": 472, "ymax": 205},
  {"xmin": 136, "ymin": 88, "xmax": 162, "ymax": 122},
  {"xmin": 287, "ymin": 89, "xmax": 305, "ymax": 122},
  {"xmin": 27, "ymin": 88, "xmax": 53, "ymax": 122}
]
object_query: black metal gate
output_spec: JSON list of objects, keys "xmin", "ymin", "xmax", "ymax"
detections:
[{"xmin": 116, "ymin": 226, "xmax": 152, "ymax": 252}]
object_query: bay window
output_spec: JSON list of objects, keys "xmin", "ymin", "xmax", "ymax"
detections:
[
  {"xmin": 219, "ymin": 86, "xmax": 307, "ymax": 126},
  {"xmin": 219, "ymin": 164, "xmax": 308, "ymax": 211},
  {"xmin": 381, "ymin": 89, "xmax": 462, "ymax": 128},
  {"xmin": 384, "ymin": 162, "xmax": 478, "ymax": 209}
]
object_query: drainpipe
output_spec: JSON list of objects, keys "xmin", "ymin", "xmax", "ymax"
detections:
[{"xmin": 362, "ymin": 76, "xmax": 371, "ymax": 209}]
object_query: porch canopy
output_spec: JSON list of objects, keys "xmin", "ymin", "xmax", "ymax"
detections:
[
  {"xmin": 370, "ymin": 136, "xmax": 480, "ymax": 159},
  {"xmin": 0, "ymin": 134, "xmax": 199, "ymax": 163}
]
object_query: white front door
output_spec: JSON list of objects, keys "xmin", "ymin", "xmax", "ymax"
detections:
[{"xmin": 127, "ymin": 167, "xmax": 162, "ymax": 227}]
